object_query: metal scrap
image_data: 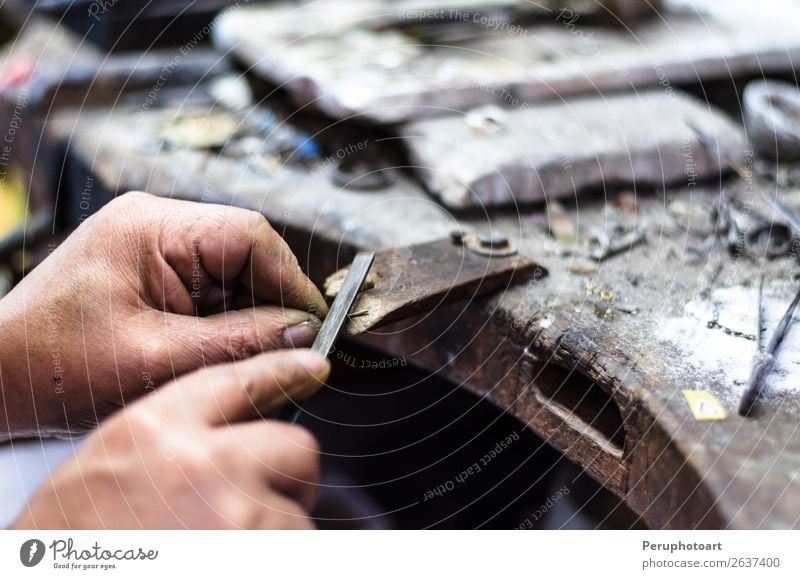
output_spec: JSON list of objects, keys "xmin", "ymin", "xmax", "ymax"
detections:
[
  {"xmin": 160, "ymin": 111, "xmax": 241, "ymax": 150},
  {"xmin": 588, "ymin": 229, "xmax": 646, "ymax": 262}
]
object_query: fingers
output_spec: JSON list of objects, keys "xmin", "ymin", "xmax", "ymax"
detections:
[
  {"xmin": 153, "ymin": 349, "xmax": 330, "ymax": 426},
  {"xmin": 240, "ymin": 215, "xmax": 329, "ymax": 317},
  {"xmin": 157, "ymin": 199, "xmax": 328, "ymax": 317},
  {"xmin": 144, "ymin": 305, "xmax": 321, "ymax": 380},
  {"xmin": 227, "ymin": 420, "xmax": 320, "ymax": 512}
]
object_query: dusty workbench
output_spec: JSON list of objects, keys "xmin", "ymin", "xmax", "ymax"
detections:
[
  {"xmin": 28, "ymin": 0, "xmax": 800, "ymax": 529},
  {"xmin": 44, "ymin": 92, "xmax": 800, "ymax": 529}
]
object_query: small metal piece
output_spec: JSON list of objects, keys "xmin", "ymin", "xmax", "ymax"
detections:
[
  {"xmin": 312, "ymin": 252, "xmax": 375, "ymax": 356},
  {"xmin": 463, "ymin": 231, "xmax": 518, "ymax": 257},
  {"xmin": 477, "ymin": 231, "xmax": 510, "ymax": 249},
  {"xmin": 160, "ymin": 112, "xmax": 241, "ymax": 150},
  {"xmin": 588, "ymin": 230, "xmax": 646, "ymax": 262},
  {"xmin": 465, "ymin": 105, "xmax": 506, "ymax": 134},
  {"xmin": 745, "ymin": 223, "xmax": 793, "ymax": 258}
]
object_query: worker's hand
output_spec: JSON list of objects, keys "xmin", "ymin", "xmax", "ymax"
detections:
[
  {"xmin": 0, "ymin": 192, "xmax": 328, "ymax": 438},
  {"xmin": 12, "ymin": 348, "xmax": 329, "ymax": 529}
]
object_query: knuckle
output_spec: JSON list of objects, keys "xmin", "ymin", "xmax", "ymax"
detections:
[
  {"xmin": 103, "ymin": 192, "xmax": 148, "ymax": 218},
  {"xmin": 131, "ymin": 333, "xmax": 171, "ymax": 376},
  {"xmin": 223, "ymin": 324, "xmax": 262, "ymax": 361},
  {"xmin": 92, "ymin": 193, "xmax": 151, "ymax": 244},
  {"xmin": 248, "ymin": 210, "xmax": 273, "ymax": 234},
  {"xmin": 198, "ymin": 324, "xmax": 261, "ymax": 364}
]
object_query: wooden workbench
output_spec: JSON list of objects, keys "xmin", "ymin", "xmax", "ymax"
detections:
[{"xmin": 48, "ymin": 95, "xmax": 800, "ymax": 529}]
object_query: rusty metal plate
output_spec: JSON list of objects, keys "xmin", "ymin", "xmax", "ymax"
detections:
[{"xmin": 323, "ymin": 236, "xmax": 545, "ymax": 335}]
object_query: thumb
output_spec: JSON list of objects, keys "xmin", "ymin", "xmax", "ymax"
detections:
[{"xmin": 155, "ymin": 349, "xmax": 330, "ymax": 426}]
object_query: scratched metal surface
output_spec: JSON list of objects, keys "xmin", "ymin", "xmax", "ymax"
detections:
[{"xmin": 48, "ymin": 94, "xmax": 800, "ymax": 528}]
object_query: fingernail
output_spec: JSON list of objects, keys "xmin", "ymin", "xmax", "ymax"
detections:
[
  {"xmin": 292, "ymin": 349, "xmax": 329, "ymax": 376},
  {"xmin": 281, "ymin": 321, "xmax": 318, "ymax": 349}
]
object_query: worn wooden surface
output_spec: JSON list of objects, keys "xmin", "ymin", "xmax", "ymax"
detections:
[
  {"xmin": 48, "ymin": 95, "xmax": 800, "ymax": 529},
  {"xmin": 214, "ymin": 0, "xmax": 800, "ymax": 124},
  {"xmin": 401, "ymin": 90, "xmax": 743, "ymax": 208}
]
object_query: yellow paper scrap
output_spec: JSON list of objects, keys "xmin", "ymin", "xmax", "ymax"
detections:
[{"xmin": 682, "ymin": 390, "xmax": 727, "ymax": 421}]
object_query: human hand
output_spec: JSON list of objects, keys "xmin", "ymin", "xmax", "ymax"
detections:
[
  {"xmin": 12, "ymin": 348, "xmax": 329, "ymax": 529},
  {"xmin": 0, "ymin": 192, "xmax": 327, "ymax": 438}
]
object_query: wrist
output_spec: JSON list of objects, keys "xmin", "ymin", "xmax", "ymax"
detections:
[{"xmin": 0, "ymin": 291, "xmax": 52, "ymax": 439}]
